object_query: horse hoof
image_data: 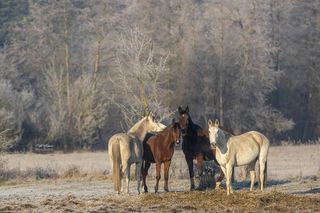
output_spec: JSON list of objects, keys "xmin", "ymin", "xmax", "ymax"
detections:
[
  {"xmin": 164, "ymin": 188, "xmax": 169, "ymax": 192},
  {"xmin": 196, "ymin": 186, "xmax": 206, "ymax": 191},
  {"xmin": 190, "ymin": 184, "xmax": 195, "ymax": 191}
]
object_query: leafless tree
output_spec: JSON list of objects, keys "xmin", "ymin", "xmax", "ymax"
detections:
[{"xmin": 110, "ymin": 27, "xmax": 173, "ymax": 128}]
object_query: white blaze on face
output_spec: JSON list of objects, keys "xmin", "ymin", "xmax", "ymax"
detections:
[{"xmin": 208, "ymin": 126, "xmax": 219, "ymax": 146}]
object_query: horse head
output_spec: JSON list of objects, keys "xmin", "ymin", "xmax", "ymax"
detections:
[
  {"xmin": 128, "ymin": 113, "xmax": 165, "ymax": 141},
  {"xmin": 171, "ymin": 118, "xmax": 182, "ymax": 145},
  {"xmin": 208, "ymin": 119, "xmax": 227, "ymax": 152},
  {"xmin": 208, "ymin": 119, "xmax": 221, "ymax": 146},
  {"xmin": 145, "ymin": 112, "xmax": 166, "ymax": 132},
  {"xmin": 178, "ymin": 106, "xmax": 189, "ymax": 136}
]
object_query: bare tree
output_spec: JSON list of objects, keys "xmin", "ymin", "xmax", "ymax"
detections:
[
  {"xmin": 110, "ymin": 27, "xmax": 173, "ymax": 127},
  {"xmin": 0, "ymin": 80, "xmax": 33, "ymax": 151}
]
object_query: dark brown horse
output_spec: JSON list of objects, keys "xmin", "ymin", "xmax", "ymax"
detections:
[
  {"xmin": 142, "ymin": 119, "xmax": 181, "ymax": 193},
  {"xmin": 178, "ymin": 106, "xmax": 234, "ymax": 190}
]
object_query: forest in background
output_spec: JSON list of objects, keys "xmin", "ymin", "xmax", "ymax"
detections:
[{"xmin": 0, "ymin": 0, "xmax": 319, "ymax": 151}]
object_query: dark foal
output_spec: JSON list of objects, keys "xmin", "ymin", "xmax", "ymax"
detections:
[
  {"xmin": 142, "ymin": 119, "xmax": 181, "ymax": 193},
  {"xmin": 178, "ymin": 106, "xmax": 234, "ymax": 190}
]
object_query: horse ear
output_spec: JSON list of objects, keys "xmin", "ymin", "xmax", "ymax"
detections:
[
  {"xmin": 186, "ymin": 106, "xmax": 189, "ymax": 113},
  {"xmin": 172, "ymin": 118, "xmax": 175, "ymax": 125},
  {"xmin": 214, "ymin": 119, "xmax": 220, "ymax": 127},
  {"xmin": 145, "ymin": 111, "xmax": 150, "ymax": 120},
  {"xmin": 208, "ymin": 119, "xmax": 213, "ymax": 126},
  {"xmin": 178, "ymin": 106, "xmax": 182, "ymax": 114}
]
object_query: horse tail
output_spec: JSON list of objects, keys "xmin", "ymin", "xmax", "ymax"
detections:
[
  {"xmin": 112, "ymin": 140, "xmax": 121, "ymax": 193},
  {"xmin": 264, "ymin": 161, "xmax": 267, "ymax": 187},
  {"xmin": 258, "ymin": 134, "xmax": 269, "ymax": 189}
]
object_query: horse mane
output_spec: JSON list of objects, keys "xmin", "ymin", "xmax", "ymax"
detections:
[
  {"xmin": 217, "ymin": 128, "xmax": 227, "ymax": 154},
  {"xmin": 158, "ymin": 122, "xmax": 179, "ymax": 137},
  {"xmin": 127, "ymin": 117, "xmax": 146, "ymax": 136},
  {"xmin": 187, "ymin": 114, "xmax": 201, "ymax": 133}
]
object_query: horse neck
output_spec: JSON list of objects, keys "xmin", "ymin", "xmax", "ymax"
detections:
[
  {"xmin": 127, "ymin": 119, "xmax": 147, "ymax": 142},
  {"xmin": 216, "ymin": 129, "xmax": 228, "ymax": 154},
  {"xmin": 187, "ymin": 117, "xmax": 201, "ymax": 133},
  {"xmin": 159, "ymin": 127, "xmax": 175, "ymax": 148}
]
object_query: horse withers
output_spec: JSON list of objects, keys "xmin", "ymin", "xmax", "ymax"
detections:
[
  {"xmin": 142, "ymin": 119, "xmax": 181, "ymax": 193},
  {"xmin": 208, "ymin": 119, "xmax": 269, "ymax": 195},
  {"xmin": 108, "ymin": 114, "xmax": 165, "ymax": 195}
]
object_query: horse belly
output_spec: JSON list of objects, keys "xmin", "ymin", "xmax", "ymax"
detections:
[{"xmin": 235, "ymin": 146, "xmax": 259, "ymax": 166}]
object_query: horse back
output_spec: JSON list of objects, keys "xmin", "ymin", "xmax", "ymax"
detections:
[{"xmin": 229, "ymin": 131, "xmax": 269, "ymax": 164}]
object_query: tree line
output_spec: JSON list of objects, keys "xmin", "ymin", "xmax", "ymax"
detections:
[{"xmin": 0, "ymin": 0, "xmax": 319, "ymax": 151}]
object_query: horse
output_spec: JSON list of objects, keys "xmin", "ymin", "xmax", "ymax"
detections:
[
  {"xmin": 108, "ymin": 114, "xmax": 165, "ymax": 194},
  {"xmin": 141, "ymin": 119, "xmax": 181, "ymax": 193},
  {"xmin": 208, "ymin": 119, "xmax": 269, "ymax": 195},
  {"xmin": 178, "ymin": 106, "xmax": 234, "ymax": 190}
]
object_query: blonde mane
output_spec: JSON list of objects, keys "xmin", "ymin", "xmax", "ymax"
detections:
[{"xmin": 127, "ymin": 117, "xmax": 147, "ymax": 136}]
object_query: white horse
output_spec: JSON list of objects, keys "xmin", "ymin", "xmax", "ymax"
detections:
[
  {"xmin": 208, "ymin": 119, "xmax": 269, "ymax": 195},
  {"xmin": 108, "ymin": 115, "xmax": 165, "ymax": 194}
]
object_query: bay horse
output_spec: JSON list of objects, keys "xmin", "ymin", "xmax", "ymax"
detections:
[
  {"xmin": 178, "ymin": 106, "xmax": 234, "ymax": 190},
  {"xmin": 208, "ymin": 119, "xmax": 269, "ymax": 195},
  {"xmin": 141, "ymin": 119, "xmax": 181, "ymax": 193},
  {"xmin": 108, "ymin": 114, "xmax": 165, "ymax": 194}
]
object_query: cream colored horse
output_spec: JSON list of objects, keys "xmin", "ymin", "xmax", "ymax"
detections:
[
  {"xmin": 108, "ymin": 115, "xmax": 165, "ymax": 194},
  {"xmin": 208, "ymin": 119, "xmax": 269, "ymax": 195}
]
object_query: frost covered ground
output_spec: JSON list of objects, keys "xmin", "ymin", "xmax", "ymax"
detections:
[{"xmin": 0, "ymin": 145, "xmax": 319, "ymax": 212}]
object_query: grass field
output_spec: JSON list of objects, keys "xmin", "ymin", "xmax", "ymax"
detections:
[{"xmin": 0, "ymin": 144, "xmax": 319, "ymax": 212}]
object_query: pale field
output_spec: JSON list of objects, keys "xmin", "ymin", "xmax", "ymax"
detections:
[
  {"xmin": 0, "ymin": 145, "xmax": 319, "ymax": 212},
  {"xmin": 2, "ymin": 144, "xmax": 320, "ymax": 180}
]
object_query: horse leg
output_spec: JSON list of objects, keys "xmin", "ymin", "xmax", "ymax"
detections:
[
  {"xmin": 218, "ymin": 166, "xmax": 227, "ymax": 192},
  {"xmin": 122, "ymin": 163, "xmax": 130, "ymax": 194},
  {"xmin": 240, "ymin": 166, "xmax": 247, "ymax": 181},
  {"xmin": 212, "ymin": 149, "xmax": 226, "ymax": 187},
  {"xmin": 195, "ymin": 153, "xmax": 205, "ymax": 190},
  {"xmin": 185, "ymin": 156, "xmax": 195, "ymax": 191},
  {"xmin": 226, "ymin": 163, "xmax": 233, "ymax": 195},
  {"xmin": 259, "ymin": 160, "xmax": 267, "ymax": 191},
  {"xmin": 163, "ymin": 160, "xmax": 171, "ymax": 192},
  {"xmin": 248, "ymin": 161, "xmax": 256, "ymax": 191},
  {"xmin": 136, "ymin": 161, "xmax": 142, "ymax": 194},
  {"xmin": 142, "ymin": 161, "xmax": 151, "ymax": 193},
  {"xmin": 216, "ymin": 167, "xmax": 225, "ymax": 189},
  {"xmin": 154, "ymin": 162, "xmax": 161, "ymax": 193}
]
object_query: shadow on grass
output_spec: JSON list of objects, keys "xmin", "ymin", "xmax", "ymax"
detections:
[
  {"xmin": 232, "ymin": 179, "xmax": 291, "ymax": 190},
  {"xmin": 294, "ymin": 187, "xmax": 320, "ymax": 195}
]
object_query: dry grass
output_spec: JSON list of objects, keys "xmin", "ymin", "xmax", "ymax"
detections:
[
  {"xmin": 0, "ymin": 152, "xmax": 111, "ymax": 181},
  {"xmin": 138, "ymin": 190, "xmax": 320, "ymax": 212},
  {"xmin": 0, "ymin": 188, "xmax": 319, "ymax": 212}
]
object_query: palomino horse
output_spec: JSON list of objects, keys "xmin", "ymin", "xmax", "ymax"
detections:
[
  {"xmin": 208, "ymin": 119, "xmax": 269, "ymax": 195},
  {"xmin": 141, "ymin": 119, "xmax": 181, "ymax": 193},
  {"xmin": 178, "ymin": 106, "xmax": 234, "ymax": 190},
  {"xmin": 108, "ymin": 115, "xmax": 165, "ymax": 194}
]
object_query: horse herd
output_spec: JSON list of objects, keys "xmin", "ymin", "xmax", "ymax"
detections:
[{"xmin": 108, "ymin": 106, "xmax": 269, "ymax": 196}]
